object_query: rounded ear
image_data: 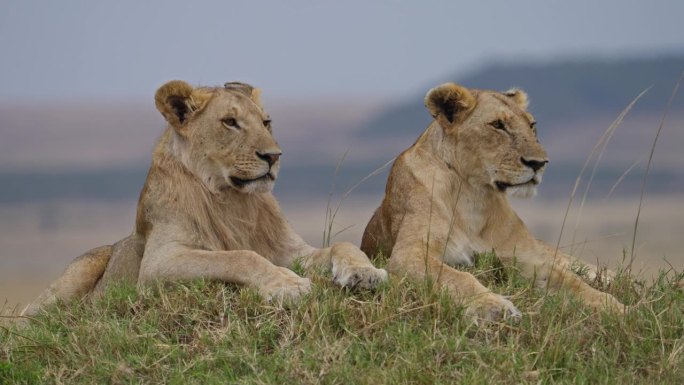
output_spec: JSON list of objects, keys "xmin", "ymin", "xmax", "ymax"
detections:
[
  {"xmin": 224, "ymin": 82, "xmax": 262, "ymax": 105},
  {"xmin": 425, "ymin": 83, "xmax": 476, "ymax": 125},
  {"xmin": 155, "ymin": 80, "xmax": 213, "ymax": 128},
  {"xmin": 503, "ymin": 88, "xmax": 529, "ymax": 110}
]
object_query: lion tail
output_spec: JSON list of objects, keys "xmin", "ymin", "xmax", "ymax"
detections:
[{"xmin": 21, "ymin": 245, "xmax": 112, "ymax": 317}]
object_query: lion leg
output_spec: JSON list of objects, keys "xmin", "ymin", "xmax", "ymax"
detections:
[
  {"xmin": 546, "ymin": 262, "xmax": 624, "ymax": 312},
  {"xmin": 139, "ymin": 247, "xmax": 311, "ymax": 303},
  {"xmin": 388, "ymin": 226, "xmax": 521, "ymax": 322},
  {"xmin": 22, "ymin": 245, "xmax": 112, "ymax": 317},
  {"xmin": 360, "ymin": 208, "xmax": 388, "ymax": 257},
  {"xmin": 388, "ymin": 249, "xmax": 521, "ymax": 322},
  {"xmin": 92, "ymin": 233, "xmax": 145, "ymax": 296},
  {"xmin": 303, "ymin": 242, "xmax": 388, "ymax": 290},
  {"xmin": 516, "ymin": 248, "xmax": 625, "ymax": 313},
  {"xmin": 562, "ymin": 252, "xmax": 616, "ymax": 284}
]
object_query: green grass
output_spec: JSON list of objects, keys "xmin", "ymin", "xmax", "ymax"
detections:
[{"xmin": 1, "ymin": 254, "xmax": 683, "ymax": 384}]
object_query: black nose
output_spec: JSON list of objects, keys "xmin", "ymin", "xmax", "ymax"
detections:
[
  {"xmin": 521, "ymin": 157, "xmax": 548, "ymax": 172},
  {"xmin": 257, "ymin": 151, "xmax": 281, "ymax": 167}
]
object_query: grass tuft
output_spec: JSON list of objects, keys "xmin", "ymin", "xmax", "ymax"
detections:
[{"xmin": 1, "ymin": 258, "xmax": 683, "ymax": 384}]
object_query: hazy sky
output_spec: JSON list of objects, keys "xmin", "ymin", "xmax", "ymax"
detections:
[{"xmin": 1, "ymin": 0, "xmax": 683, "ymax": 100}]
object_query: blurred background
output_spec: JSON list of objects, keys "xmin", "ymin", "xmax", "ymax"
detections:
[{"xmin": 1, "ymin": 1, "xmax": 683, "ymax": 311}]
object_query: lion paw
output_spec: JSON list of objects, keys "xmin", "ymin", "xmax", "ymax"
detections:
[
  {"xmin": 584, "ymin": 267, "xmax": 616, "ymax": 286},
  {"xmin": 332, "ymin": 263, "xmax": 389, "ymax": 290},
  {"xmin": 589, "ymin": 293, "xmax": 626, "ymax": 314},
  {"xmin": 259, "ymin": 267, "xmax": 311, "ymax": 303},
  {"xmin": 465, "ymin": 292, "xmax": 521, "ymax": 323}
]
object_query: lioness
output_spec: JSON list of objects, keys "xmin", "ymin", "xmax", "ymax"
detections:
[
  {"xmin": 24, "ymin": 80, "xmax": 387, "ymax": 316},
  {"xmin": 361, "ymin": 83, "xmax": 624, "ymax": 321}
]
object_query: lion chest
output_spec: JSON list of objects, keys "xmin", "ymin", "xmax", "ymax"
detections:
[
  {"xmin": 439, "ymin": 198, "xmax": 490, "ymax": 267},
  {"xmin": 441, "ymin": 233, "xmax": 485, "ymax": 267}
]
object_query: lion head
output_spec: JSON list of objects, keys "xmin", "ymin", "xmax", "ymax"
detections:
[
  {"xmin": 154, "ymin": 80, "xmax": 280, "ymax": 194},
  {"xmin": 424, "ymin": 82, "xmax": 548, "ymax": 198}
]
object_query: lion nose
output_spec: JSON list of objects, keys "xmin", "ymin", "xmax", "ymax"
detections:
[
  {"xmin": 520, "ymin": 157, "xmax": 548, "ymax": 172},
  {"xmin": 257, "ymin": 151, "xmax": 282, "ymax": 167}
]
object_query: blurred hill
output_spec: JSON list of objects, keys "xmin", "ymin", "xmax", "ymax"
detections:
[
  {"xmin": 358, "ymin": 55, "xmax": 684, "ymax": 140},
  {"xmin": 348, "ymin": 54, "xmax": 684, "ymax": 199},
  {"xmin": 1, "ymin": 54, "xmax": 683, "ymax": 204}
]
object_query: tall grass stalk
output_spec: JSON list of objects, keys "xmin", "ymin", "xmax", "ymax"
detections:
[
  {"xmin": 323, "ymin": 149, "xmax": 349, "ymax": 247},
  {"xmin": 569, "ymin": 88, "xmax": 650, "ymax": 254},
  {"xmin": 323, "ymin": 156, "xmax": 395, "ymax": 247},
  {"xmin": 629, "ymin": 71, "xmax": 684, "ymax": 269},
  {"xmin": 553, "ymin": 89, "xmax": 649, "ymax": 262},
  {"xmin": 605, "ymin": 159, "xmax": 642, "ymax": 199}
]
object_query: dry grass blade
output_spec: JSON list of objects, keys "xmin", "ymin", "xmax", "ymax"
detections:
[
  {"xmin": 630, "ymin": 71, "xmax": 684, "ymax": 269},
  {"xmin": 425, "ymin": 171, "xmax": 436, "ymax": 279},
  {"xmin": 553, "ymin": 88, "xmax": 650, "ymax": 261},
  {"xmin": 569, "ymin": 87, "xmax": 650, "ymax": 253},
  {"xmin": 605, "ymin": 159, "xmax": 642, "ymax": 199},
  {"xmin": 324, "ymin": 156, "xmax": 395, "ymax": 245},
  {"xmin": 323, "ymin": 148, "xmax": 349, "ymax": 247},
  {"xmin": 438, "ymin": 180, "xmax": 463, "ymax": 283}
]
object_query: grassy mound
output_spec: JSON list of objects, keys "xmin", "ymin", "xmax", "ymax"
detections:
[{"xmin": 2, "ymin": 255, "xmax": 683, "ymax": 384}]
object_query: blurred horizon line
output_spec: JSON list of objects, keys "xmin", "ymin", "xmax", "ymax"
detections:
[{"xmin": 3, "ymin": 50, "xmax": 684, "ymax": 103}]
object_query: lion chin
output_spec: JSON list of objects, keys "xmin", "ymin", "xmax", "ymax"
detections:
[
  {"xmin": 496, "ymin": 175, "xmax": 543, "ymax": 199},
  {"xmin": 507, "ymin": 184, "xmax": 537, "ymax": 199},
  {"xmin": 227, "ymin": 173, "xmax": 276, "ymax": 194}
]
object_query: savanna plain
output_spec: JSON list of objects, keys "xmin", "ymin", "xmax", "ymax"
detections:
[{"xmin": 2, "ymin": 59, "xmax": 684, "ymax": 383}]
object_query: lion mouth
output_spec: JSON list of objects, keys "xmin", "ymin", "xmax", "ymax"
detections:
[
  {"xmin": 230, "ymin": 173, "xmax": 275, "ymax": 188},
  {"xmin": 495, "ymin": 179, "xmax": 537, "ymax": 192}
]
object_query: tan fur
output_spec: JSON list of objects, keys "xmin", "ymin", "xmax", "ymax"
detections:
[
  {"xmin": 361, "ymin": 83, "xmax": 624, "ymax": 322},
  {"xmin": 24, "ymin": 80, "xmax": 387, "ymax": 317}
]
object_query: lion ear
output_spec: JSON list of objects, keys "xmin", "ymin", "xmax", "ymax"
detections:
[
  {"xmin": 224, "ymin": 82, "xmax": 262, "ymax": 105},
  {"xmin": 503, "ymin": 88, "xmax": 529, "ymax": 110},
  {"xmin": 155, "ymin": 80, "xmax": 212, "ymax": 129},
  {"xmin": 425, "ymin": 83, "xmax": 476, "ymax": 126}
]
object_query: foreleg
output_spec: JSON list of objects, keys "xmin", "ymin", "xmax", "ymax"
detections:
[{"xmin": 139, "ymin": 247, "xmax": 311, "ymax": 303}]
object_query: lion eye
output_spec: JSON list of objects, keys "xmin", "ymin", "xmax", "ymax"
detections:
[
  {"xmin": 489, "ymin": 119, "xmax": 506, "ymax": 131},
  {"xmin": 530, "ymin": 121, "xmax": 537, "ymax": 133},
  {"xmin": 263, "ymin": 119, "xmax": 271, "ymax": 129},
  {"xmin": 222, "ymin": 118, "xmax": 240, "ymax": 130}
]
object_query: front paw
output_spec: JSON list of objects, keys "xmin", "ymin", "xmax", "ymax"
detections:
[
  {"xmin": 259, "ymin": 267, "xmax": 311, "ymax": 303},
  {"xmin": 570, "ymin": 261, "xmax": 616, "ymax": 286},
  {"xmin": 588, "ymin": 293, "xmax": 626, "ymax": 314},
  {"xmin": 332, "ymin": 263, "xmax": 388, "ymax": 290},
  {"xmin": 465, "ymin": 292, "xmax": 522, "ymax": 323}
]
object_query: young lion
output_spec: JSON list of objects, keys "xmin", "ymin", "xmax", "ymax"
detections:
[
  {"xmin": 361, "ymin": 83, "xmax": 624, "ymax": 322},
  {"xmin": 24, "ymin": 80, "xmax": 387, "ymax": 316}
]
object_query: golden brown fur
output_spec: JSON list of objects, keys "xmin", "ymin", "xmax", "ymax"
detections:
[
  {"xmin": 24, "ymin": 80, "xmax": 387, "ymax": 317},
  {"xmin": 361, "ymin": 83, "xmax": 624, "ymax": 322}
]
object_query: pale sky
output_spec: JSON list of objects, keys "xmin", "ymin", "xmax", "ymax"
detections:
[{"xmin": 1, "ymin": 0, "xmax": 683, "ymax": 100}]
